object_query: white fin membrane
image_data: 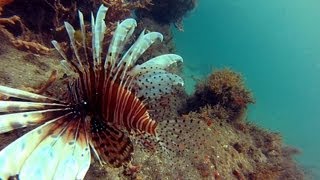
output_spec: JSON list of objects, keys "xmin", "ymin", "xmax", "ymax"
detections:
[
  {"xmin": 105, "ymin": 18, "xmax": 137, "ymax": 68},
  {"xmin": 134, "ymin": 70, "xmax": 184, "ymax": 100},
  {"xmin": 129, "ymin": 54, "xmax": 183, "ymax": 76}
]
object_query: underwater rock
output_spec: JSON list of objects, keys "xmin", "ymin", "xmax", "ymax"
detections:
[
  {"xmin": 136, "ymin": 0, "xmax": 197, "ymax": 26},
  {"xmin": 181, "ymin": 107, "xmax": 304, "ymax": 179}
]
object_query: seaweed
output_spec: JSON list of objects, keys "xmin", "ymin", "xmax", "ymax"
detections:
[{"xmin": 183, "ymin": 68, "xmax": 254, "ymax": 122}]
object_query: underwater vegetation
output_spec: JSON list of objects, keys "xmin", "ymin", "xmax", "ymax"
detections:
[{"xmin": 184, "ymin": 68, "xmax": 254, "ymax": 121}]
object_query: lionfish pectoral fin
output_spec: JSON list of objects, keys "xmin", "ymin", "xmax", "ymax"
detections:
[
  {"xmin": 53, "ymin": 123, "xmax": 91, "ymax": 180},
  {"xmin": 0, "ymin": 85, "xmax": 68, "ymax": 133},
  {"xmin": 0, "ymin": 115, "xmax": 68, "ymax": 179},
  {"xmin": 0, "ymin": 108, "xmax": 70, "ymax": 133},
  {"xmin": 0, "ymin": 101, "xmax": 68, "ymax": 113},
  {"xmin": 0, "ymin": 85, "xmax": 62, "ymax": 103},
  {"xmin": 19, "ymin": 116, "xmax": 90, "ymax": 179}
]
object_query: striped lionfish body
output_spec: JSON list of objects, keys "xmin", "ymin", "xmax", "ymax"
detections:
[{"xmin": 0, "ymin": 5, "xmax": 183, "ymax": 179}]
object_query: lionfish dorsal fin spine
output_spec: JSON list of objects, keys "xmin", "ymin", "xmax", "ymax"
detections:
[
  {"xmin": 117, "ymin": 29, "xmax": 145, "ymax": 69},
  {"xmin": 105, "ymin": 18, "xmax": 137, "ymax": 69},
  {"xmin": 64, "ymin": 22, "xmax": 84, "ymax": 71},
  {"xmin": 51, "ymin": 42, "xmax": 75, "ymax": 73},
  {"xmin": 51, "ymin": 40, "xmax": 68, "ymax": 61},
  {"xmin": 117, "ymin": 31, "xmax": 164, "ymax": 77},
  {"xmin": 94, "ymin": 5, "xmax": 108, "ymax": 67},
  {"xmin": 112, "ymin": 29, "xmax": 146, "ymax": 82},
  {"xmin": 78, "ymin": 10, "xmax": 89, "ymax": 64},
  {"xmin": 60, "ymin": 59, "xmax": 76, "ymax": 73},
  {"xmin": 91, "ymin": 12, "xmax": 96, "ymax": 66}
]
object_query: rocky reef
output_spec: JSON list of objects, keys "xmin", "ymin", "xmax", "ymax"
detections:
[
  {"xmin": 183, "ymin": 68, "xmax": 254, "ymax": 121},
  {"xmin": 135, "ymin": 0, "xmax": 197, "ymax": 30},
  {"xmin": 0, "ymin": 0, "xmax": 304, "ymax": 179}
]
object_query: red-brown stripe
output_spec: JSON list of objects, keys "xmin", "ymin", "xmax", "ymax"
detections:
[{"xmin": 102, "ymin": 79, "xmax": 157, "ymax": 135}]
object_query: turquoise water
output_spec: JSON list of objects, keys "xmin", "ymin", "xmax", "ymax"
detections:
[{"xmin": 174, "ymin": 0, "xmax": 320, "ymax": 178}]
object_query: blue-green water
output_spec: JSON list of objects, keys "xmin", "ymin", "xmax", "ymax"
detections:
[{"xmin": 174, "ymin": 0, "xmax": 320, "ymax": 178}]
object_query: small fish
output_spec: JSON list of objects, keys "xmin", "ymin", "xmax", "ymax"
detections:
[{"xmin": 0, "ymin": 4, "xmax": 206, "ymax": 179}]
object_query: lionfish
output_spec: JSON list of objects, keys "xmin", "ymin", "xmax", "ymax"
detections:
[{"xmin": 0, "ymin": 5, "xmax": 188, "ymax": 179}]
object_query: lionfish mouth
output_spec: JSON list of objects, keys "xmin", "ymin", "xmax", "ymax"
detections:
[{"xmin": 0, "ymin": 4, "xmax": 183, "ymax": 179}]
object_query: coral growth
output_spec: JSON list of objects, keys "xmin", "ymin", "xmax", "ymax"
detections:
[
  {"xmin": 208, "ymin": 69, "xmax": 254, "ymax": 109},
  {"xmin": 184, "ymin": 68, "xmax": 254, "ymax": 121},
  {"xmin": 0, "ymin": 0, "xmax": 152, "ymax": 54}
]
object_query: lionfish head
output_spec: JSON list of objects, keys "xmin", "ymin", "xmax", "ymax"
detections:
[{"xmin": 0, "ymin": 4, "xmax": 186, "ymax": 179}]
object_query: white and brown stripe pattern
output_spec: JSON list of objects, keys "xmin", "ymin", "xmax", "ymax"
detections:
[{"xmin": 0, "ymin": 4, "xmax": 184, "ymax": 179}]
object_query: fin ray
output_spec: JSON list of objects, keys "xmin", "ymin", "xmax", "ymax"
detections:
[
  {"xmin": 0, "ymin": 109, "xmax": 70, "ymax": 133},
  {"xmin": 105, "ymin": 18, "xmax": 137, "ymax": 67},
  {"xmin": 0, "ymin": 114, "xmax": 71, "ymax": 179},
  {"xmin": 129, "ymin": 54, "xmax": 183, "ymax": 76},
  {"xmin": 0, "ymin": 101, "xmax": 67, "ymax": 113},
  {"xmin": 0, "ymin": 85, "xmax": 62, "ymax": 103}
]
